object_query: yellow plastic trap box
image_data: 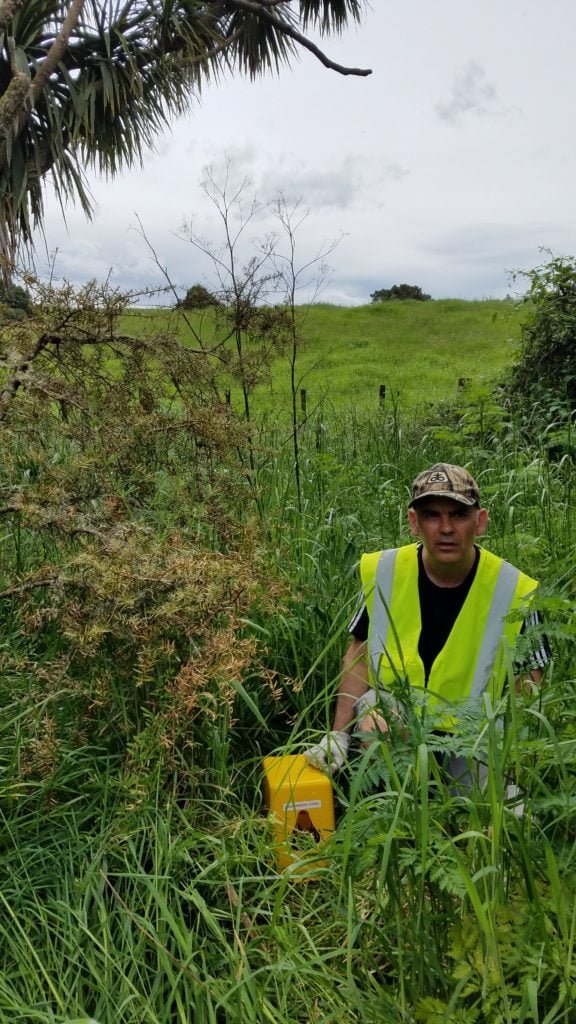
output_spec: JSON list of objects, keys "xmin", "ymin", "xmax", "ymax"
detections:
[{"xmin": 262, "ymin": 754, "xmax": 335, "ymax": 871}]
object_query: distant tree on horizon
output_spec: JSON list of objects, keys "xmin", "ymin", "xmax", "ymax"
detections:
[
  {"xmin": 178, "ymin": 284, "xmax": 221, "ymax": 310},
  {"xmin": 371, "ymin": 284, "xmax": 432, "ymax": 303}
]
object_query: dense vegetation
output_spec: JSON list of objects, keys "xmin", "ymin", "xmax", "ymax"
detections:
[
  {"xmin": 507, "ymin": 254, "xmax": 576, "ymax": 411},
  {"xmin": 0, "ymin": 281, "xmax": 574, "ymax": 1023}
]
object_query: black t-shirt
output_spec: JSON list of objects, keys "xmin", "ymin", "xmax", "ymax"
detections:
[
  {"xmin": 417, "ymin": 545, "xmax": 478, "ymax": 680},
  {"xmin": 348, "ymin": 545, "xmax": 549, "ymax": 681}
]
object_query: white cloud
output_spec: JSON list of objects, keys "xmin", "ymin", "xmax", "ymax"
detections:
[
  {"xmin": 419, "ymin": 222, "xmax": 576, "ymax": 273},
  {"xmin": 435, "ymin": 61, "xmax": 499, "ymax": 124},
  {"xmin": 254, "ymin": 155, "xmax": 409, "ymax": 209}
]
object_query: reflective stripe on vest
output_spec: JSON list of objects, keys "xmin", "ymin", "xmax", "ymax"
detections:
[
  {"xmin": 470, "ymin": 558, "xmax": 520, "ymax": 696},
  {"xmin": 361, "ymin": 544, "xmax": 537, "ymax": 713},
  {"xmin": 369, "ymin": 547, "xmax": 399, "ymax": 681}
]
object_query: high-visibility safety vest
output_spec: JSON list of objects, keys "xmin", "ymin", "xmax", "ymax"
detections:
[{"xmin": 360, "ymin": 544, "xmax": 538, "ymax": 727}]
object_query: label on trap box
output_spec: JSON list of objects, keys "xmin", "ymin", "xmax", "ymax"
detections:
[{"xmin": 283, "ymin": 799, "xmax": 322, "ymax": 812}]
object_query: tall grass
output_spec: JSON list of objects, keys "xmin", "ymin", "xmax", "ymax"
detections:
[
  {"xmin": 0, "ymin": 683, "xmax": 573, "ymax": 1021},
  {"xmin": 0, "ymin": 392, "xmax": 575, "ymax": 1022}
]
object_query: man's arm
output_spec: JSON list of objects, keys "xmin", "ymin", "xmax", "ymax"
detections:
[
  {"xmin": 303, "ymin": 639, "xmax": 370, "ymax": 774},
  {"xmin": 332, "ymin": 638, "xmax": 370, "ymax": 732}
]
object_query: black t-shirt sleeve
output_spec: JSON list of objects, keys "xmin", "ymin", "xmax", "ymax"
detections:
[{"xmin": 348, "ymin": 600, "xmax": 369, "ymax": 642}]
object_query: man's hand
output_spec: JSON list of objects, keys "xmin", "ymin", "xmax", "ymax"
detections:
[
  {"xmin": 304, "ymin": 730, "xmax": 350, "ymax": 775},
  {"xmin": 354, "ymin": 688, "xmax": 410, "ymax": 742},
  {"xmin": 354, "ymin": 689, "xmax": 390, "ymax": 733}
]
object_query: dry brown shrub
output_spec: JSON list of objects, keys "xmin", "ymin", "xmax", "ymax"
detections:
[{"xmin": 0, "ymin": 275, "xmax": 281, "ymax": 789}]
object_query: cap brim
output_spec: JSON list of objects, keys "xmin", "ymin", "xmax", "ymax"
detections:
[{"xmin": 408, "ymin": 490, "xmax": 479, "ymax": 508}]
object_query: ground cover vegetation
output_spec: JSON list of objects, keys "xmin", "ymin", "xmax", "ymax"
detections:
[
  {"xmin": 506, "ymin": 254, "xmax": 576, "ymax": 415},
  {"xmin": 0, "ymin": 259, "xmax": 574, "ymax": 1022}
]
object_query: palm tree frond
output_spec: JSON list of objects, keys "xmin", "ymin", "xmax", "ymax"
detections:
[
  {"xmin": 299, "ymin": 0, "xmax": 365, "ymax": 34},
  {"xmin": 0, "ymin": 0, "xmax": 370, "ymax": 260}
]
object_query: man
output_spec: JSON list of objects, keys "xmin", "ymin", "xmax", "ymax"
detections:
[{"xmin": 305, "ymin": 463, "xmax": 549, "ymax": 787}]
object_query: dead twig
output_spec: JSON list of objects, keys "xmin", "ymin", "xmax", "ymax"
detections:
[{"xmin": 0, "ymin": 575, "xmax": 58, "ymax": 599}]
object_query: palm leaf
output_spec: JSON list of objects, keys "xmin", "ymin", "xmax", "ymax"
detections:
[{"xmin": 0, "ymin": 0, "xmax": 370, "ymax": 260}]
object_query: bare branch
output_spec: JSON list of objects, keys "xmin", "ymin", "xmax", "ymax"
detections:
[
  {"xmin": 134, "ymin": 215, "xmax": 243, "ymax": 358},
  {"xmin": 0, "ymin": 575, "xmax": 58, "ymax": 599},
  {"xmin": 0, "ymin": 332, "xmax": 54, "ymax": 420},
  {"xmin": 0, "ymin": 324, "xmax": 134, "ymax": 421}
]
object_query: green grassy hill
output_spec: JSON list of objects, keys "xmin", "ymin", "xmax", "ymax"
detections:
[
  {"xmin": 268, "ymin": 298, "xmax": 524, "ymax": 413},
  {"xmin": 130, "ymin": 298, "xmax": 526, "ymax": 415}
]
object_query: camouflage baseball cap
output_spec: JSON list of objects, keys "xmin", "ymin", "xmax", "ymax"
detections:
[{"xmin": 409, "ymin": 463, "xmax": 480, "ymax": 507}]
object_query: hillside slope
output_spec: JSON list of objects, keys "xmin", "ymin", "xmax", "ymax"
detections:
[
  {"xmin": 129, "ymin": 298, "xmax": 526, "ymax": 415},
  {"xmin": 267, "ymin": 298, "xmax": 524, "ymax": 413}
]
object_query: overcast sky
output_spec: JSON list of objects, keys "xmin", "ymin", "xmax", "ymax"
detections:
[{"xmin": 33, "ymin": 0, "xmax": 576, "ymax": 305}]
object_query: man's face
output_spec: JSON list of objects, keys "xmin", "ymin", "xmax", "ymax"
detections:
[{"xmin": 408, "ymin": 497, "xmax": 488, "ymax": 569}]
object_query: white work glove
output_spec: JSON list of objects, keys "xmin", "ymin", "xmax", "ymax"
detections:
[{"xmin": 304, "ymin": 730, "xmax": 350, "ymax": 775}]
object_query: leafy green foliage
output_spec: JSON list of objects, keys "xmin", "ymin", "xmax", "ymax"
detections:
[
  {"xmin": 0, "ymin": 273, "xmax": 279, "ymax": 793},
  {"xmin": 0, "ymin": 279, "xmax": 31, "ymax": 312},
  {"xmin": 507, "ymin": 253, "xmax": 576, "ymax": 408},
  {"xmin": 371, "ymin": 283, "xmax": 432, "ymax": 302}
]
